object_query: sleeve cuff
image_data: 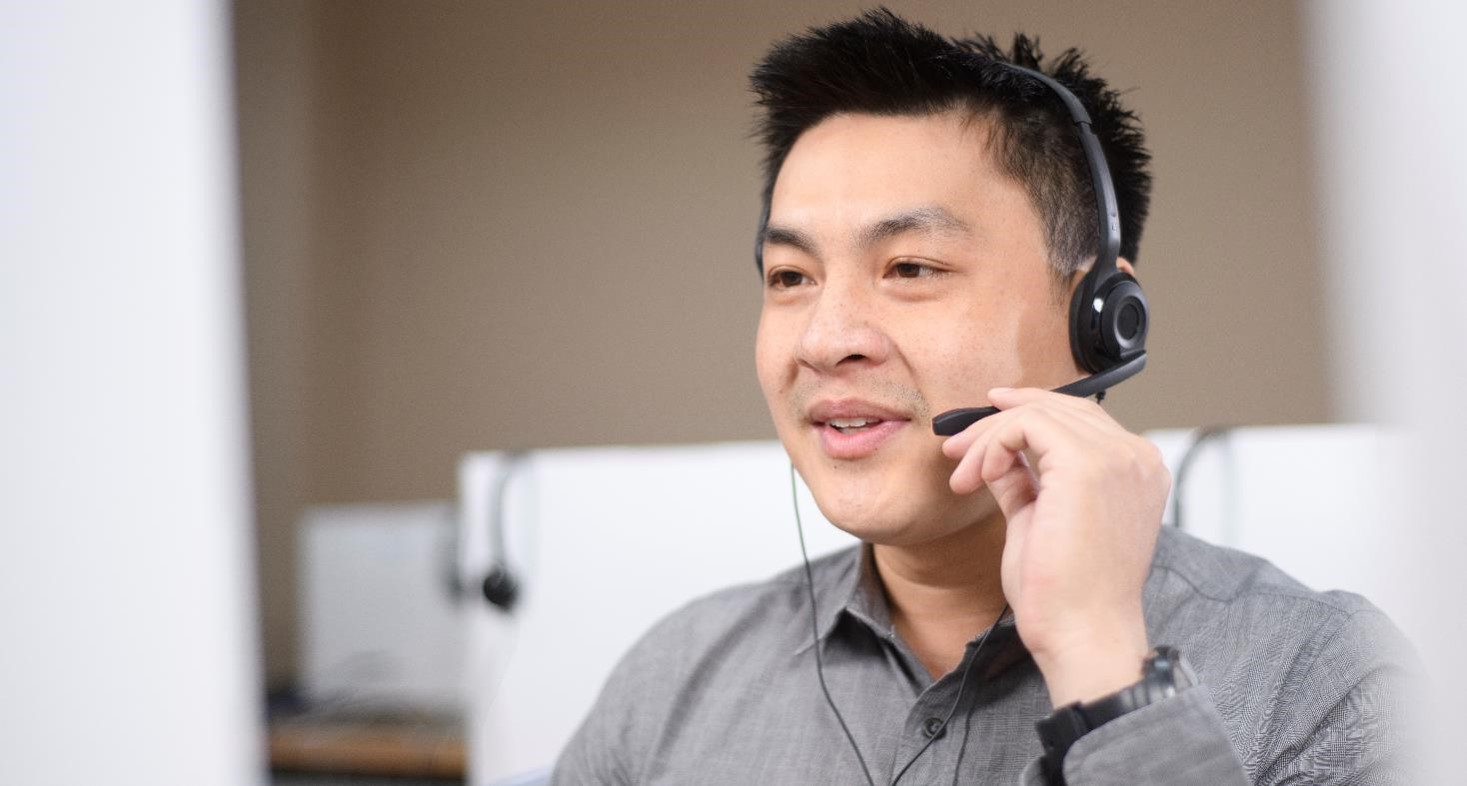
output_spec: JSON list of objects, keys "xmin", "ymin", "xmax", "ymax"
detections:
[{"xmin": 1020, "ymin": 686, "xmax": 1248, "ymax": 785}]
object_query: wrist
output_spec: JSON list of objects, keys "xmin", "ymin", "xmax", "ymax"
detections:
[
  {"xmin": 1031, "ymin": 617, "xmax": 1149, "ymax": 706},
  {"xmin": 1035, "ymin": 646, "xmax": 1196, "ymax": 786}
]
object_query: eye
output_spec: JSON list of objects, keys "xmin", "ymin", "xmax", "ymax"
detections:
[
  {"xmin": 888, "ymin": 259, "xmax": 940, "ymax": 279},
  {"xmin": 767, "ymin": 268, "xmax": 811, "ymax": 289}
]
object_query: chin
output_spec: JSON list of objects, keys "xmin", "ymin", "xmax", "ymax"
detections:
[{"xmin": 798, "ymin": 453, "xmax": 983, "ymax": 547}]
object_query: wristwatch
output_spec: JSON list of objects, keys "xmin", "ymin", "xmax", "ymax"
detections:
[{"xmin": 1035, "ymin": 645, "xmax": 1196, "ymax": 786}]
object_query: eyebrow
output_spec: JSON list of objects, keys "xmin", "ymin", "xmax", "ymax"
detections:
[
  {"xmin": 857, "ymin": 206, "xmax": 971, "ymax": 249},
  {"xmin": 761, "ymin": 205, "xmax": 972, "ymax": 260},
  {"xmin": 762, "ymin": 225, "xmax": 818, "ymax": 258}
]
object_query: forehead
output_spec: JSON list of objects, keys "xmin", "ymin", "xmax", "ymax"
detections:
[{"xmin": 769, "ymin": 110, "xmax": 1020, "ymax": 231}]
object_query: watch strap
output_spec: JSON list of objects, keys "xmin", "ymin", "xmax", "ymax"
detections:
[{"xmin": 1035, "ymin": 646, "xmax": 1189, "ymax": 786}]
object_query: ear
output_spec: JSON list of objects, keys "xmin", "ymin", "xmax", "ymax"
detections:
[
  {"xmin": 1063, "ymin": 257, "xmax": 1139, "ymax": 305},
  {"xmin": 1063, "ymin": 256, "xmax": 1138, "ymax": 293}
]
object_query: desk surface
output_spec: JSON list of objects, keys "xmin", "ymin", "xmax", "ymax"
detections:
[{"xmin": 269, "ymin": 716, "xmax": 465, "ymax": 779}]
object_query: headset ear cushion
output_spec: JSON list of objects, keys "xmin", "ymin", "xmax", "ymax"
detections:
[
  {"xmin": 482, "ymin": 563, "xmax": 519, "ymax": 612},
  {"xmin": 1098, "ymin": 274, "xmax": 1148, "ymax": 361},
  {"xmin": 1070, "ymin": 271, "xmax": 1149, "ymax": 372},
  {"xmin": 1069, "ymin": 274, "xmax": 1102, "ymax": 372}
]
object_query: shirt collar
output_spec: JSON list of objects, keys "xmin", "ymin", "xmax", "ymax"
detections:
[
  {"xmin": 790, "ymin": 542, "xmax": 1029, "ymax": 683},
  {"xmin": 792, "ymin": 542, "xmax": 907, "ymax": 656},
  {"xmin": 792, "ymin": 543, "xmax": 866, "ymax": 656},
  {"xmin": 791, "ymin": 527, "xmax": 1190, "ymax": 658}
]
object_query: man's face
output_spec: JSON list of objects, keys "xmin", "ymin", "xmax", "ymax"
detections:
[{"xmin": 755, "ymin": 110, "xmax": 1083, "ymax": 546}]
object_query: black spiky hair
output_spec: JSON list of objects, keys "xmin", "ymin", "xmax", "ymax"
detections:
[{"xmin": 750, "ymin": 8, "xmax": 1152, "ymax": 280}]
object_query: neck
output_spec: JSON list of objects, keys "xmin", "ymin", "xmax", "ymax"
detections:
[{"xmin": 872, "ymin": 509, "xmax": 1007, "ymax": 679}]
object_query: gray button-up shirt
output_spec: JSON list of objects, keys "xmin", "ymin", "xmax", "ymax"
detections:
[{"xmin": 553, "ymin": 526, "xmax": 1415, "ymax": 784}]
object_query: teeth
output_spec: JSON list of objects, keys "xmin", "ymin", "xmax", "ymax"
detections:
[{"xmin": 829, "ymin": 418, "xmax": 876, "ymax": 429}]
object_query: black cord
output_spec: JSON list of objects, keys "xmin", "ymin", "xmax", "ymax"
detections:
[
  {"xmin": 791, "ymin": 464, "xmax": 1009, "ymax": 786},
  {"xmin": 792, "ymin": 464, "xmax": 878, "ymax": 786},
  {"xmin": 1170, "ymin": 426, "xmax": 1232, "ymax": 531},
  {"xmin": 891, "ymin": 602, "xmax": 1007, "ymax": 786},
  {"xmin": 950, "ymin": 695, "xmax": 975, "ymax": 786}
]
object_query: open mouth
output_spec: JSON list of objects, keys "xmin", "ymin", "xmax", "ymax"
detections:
[
  {"xmin": 811, "ymin": 415, "xmax": 906, "ymax": 459},
  {"xmin": 826, "ymin": 417, "xmax": 884, "ymax": 435},
  {"xmin": 805, "ymin": 398, "xmax": 910, "ymax": 459}
]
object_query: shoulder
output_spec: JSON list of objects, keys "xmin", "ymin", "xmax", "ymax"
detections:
[
  {"xmin": 620, "ymin": 545, "xmax": 856, "ymax": 676},
  {"xmin": 581, "ymin": 545, "xmax": 857, "ymax": 715},
  {"xmin": 1149, "ymin": 525, "xmax": 1390, "ymax": 624},
  {"xmin": 1146, "ymin": 526, "xmax": 1415, "ymax": 702},
  {"xmin": 1145, "ymin": 528, "xmax": 1420, "ymax": 774},
  {"xmin": 553, "ymin": 548, "xmax": 856, "ymax": 783}
]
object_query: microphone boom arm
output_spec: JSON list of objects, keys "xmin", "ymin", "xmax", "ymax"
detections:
[{"xmin": 931, "ymin": 353, "xmax": 1147, "ymax": 437}]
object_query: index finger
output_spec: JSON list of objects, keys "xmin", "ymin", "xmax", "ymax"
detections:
[
  {"xmin": 987, "ymin": 385, "xmax": 1104, "ymax": 414},
  {"xmin": 938, "ymin": 386, "xmax": 1063, "ymax": 457}
]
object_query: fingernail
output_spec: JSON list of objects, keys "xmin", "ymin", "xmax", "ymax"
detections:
[{"xmin": 989, "ymin": 386, "xmax": 1013, "ymax": 395}]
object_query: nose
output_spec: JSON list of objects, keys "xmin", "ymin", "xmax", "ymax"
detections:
[{"xmin": 796, "ymin": 278, "xmax": 891, "ymax": 375}]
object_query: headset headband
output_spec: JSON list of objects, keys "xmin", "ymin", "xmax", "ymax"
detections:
[{"xmin": 997, "ymin": 63, "xmax": 1121, "ymax": 282}]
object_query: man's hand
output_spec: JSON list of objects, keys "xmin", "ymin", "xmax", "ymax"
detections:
[{"xmin": 940, "ymin": 386, "xmax": 1170, "ymax": 707}]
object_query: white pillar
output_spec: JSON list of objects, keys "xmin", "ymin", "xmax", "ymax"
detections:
[
  {"xmin": 0, "ymin": 2, "xmax": 263, "ymax": 785},
  {"xmin": 1305, "ymin": 0, "xmax": 1467, "ymax": 776}
]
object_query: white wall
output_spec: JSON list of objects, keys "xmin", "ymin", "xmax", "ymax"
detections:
[{"xmin": 0, "ymin": 2, "xmax": 263, "ymax": 784}]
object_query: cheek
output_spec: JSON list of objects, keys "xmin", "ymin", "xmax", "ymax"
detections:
[
  {"xmin": 903, "ymin": 303, "xmax": 1022, "ymax": 407},
  {"xmin": 754, "ymin": 311, "xmax": 792, "ymax": 398}
]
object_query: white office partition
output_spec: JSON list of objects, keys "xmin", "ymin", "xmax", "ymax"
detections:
[{"xmin": 0, "ymin": 1, "xmax": 261, "ymax": 785}]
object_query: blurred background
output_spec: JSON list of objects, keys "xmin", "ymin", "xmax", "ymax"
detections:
[
  {"xmin": 236, "ymin": 0, "xmax": 1332, "ymax": 693},
  {"xmin": 4, "ymin": 1, "xmax": 1462, "ymax": 785}
]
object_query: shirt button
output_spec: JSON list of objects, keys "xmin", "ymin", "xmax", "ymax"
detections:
[{"xmin": 922, "ymin": 717, "xmax": 945, "ymax": 738}]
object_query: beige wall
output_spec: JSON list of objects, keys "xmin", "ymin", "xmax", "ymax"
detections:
[{"xmin": 237, "ymin": 1, "xmax": 1328, "ymax": 683}]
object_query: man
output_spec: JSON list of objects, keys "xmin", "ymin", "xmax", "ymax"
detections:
[{"xmin": 553, "ymin": 10, "xmax": 1413, "ymax": 785}]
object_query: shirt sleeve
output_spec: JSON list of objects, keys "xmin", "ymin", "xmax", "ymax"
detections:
[
  {"xmin": 1017, "ymin": 607, "xmax": 1420, "ymax": 786},
  {"xmin": 1017, "ymin": 686, "xmax": 1248, "ymax": 785},
  {"xmin": 1246, "ymin": 607, "xmax": 1420, "ymax": 785}
]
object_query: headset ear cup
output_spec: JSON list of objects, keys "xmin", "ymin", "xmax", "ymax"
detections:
[
  {"xmin": 1070, "ymin": 271, "xmax": 1149, "ymax": 372},
  {"xmin": 482, "ymin": 563, "xmax": 519, "ymax": 612},
  {"xmin": 1098, "ymin": 274, "xmax": 1148, "ymax": 361}
]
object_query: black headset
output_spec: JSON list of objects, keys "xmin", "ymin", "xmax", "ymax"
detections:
[
  {"xmin": 931, "ymin": 64, "xmax": 1149, "ymax": 436},
  {"xmin": 481, "ymin": 453, "xmax": 524, "ymax": 611}
]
